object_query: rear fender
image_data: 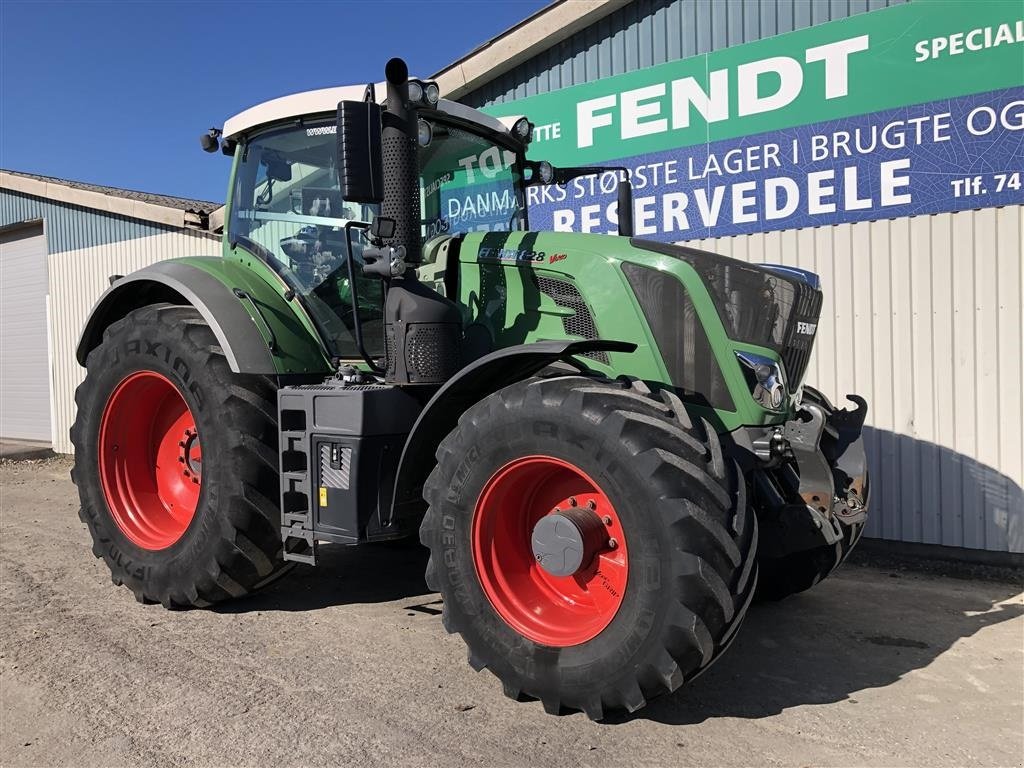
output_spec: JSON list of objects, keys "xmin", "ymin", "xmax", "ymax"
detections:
[
  {"xmin": 388, "ymin": 339, "xmax": 637, "ymax": 527},
  {"xmin": 76, "ymin": 258, "xmax": 331, "ymax": 375}
]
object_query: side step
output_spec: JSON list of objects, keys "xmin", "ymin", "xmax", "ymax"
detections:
[
  {"xmin": 276, "ymin": 381, "xmax": 422, "ymax": 564},
  {"xmin": 278, "ymin": 389, "xmax": 318, "ymax": 566}
]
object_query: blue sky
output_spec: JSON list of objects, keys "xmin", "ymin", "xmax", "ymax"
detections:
[{"xmin": 0, "ymin": 0, "xmax": 548, "ymax": 203}]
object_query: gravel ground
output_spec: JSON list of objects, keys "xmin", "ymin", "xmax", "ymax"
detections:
[{"xmin": 2, "ymin": 456, "xmax": 1022, "ymax": 768}]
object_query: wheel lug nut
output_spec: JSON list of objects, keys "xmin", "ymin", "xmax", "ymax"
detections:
[
  {"xmin": 608, "ymin": 537, "xmax": 618, "ymax": 549},
  {"xmin": 587, "ymin": 500, "xmax": 596, "ymax": 510},
  {"xmin": 569, "ymin": 497, "xmax": 577, "ymax": 507},
  {"xmin": 603, "ymin": 515, "xmax": 612, "ymax": 526}
]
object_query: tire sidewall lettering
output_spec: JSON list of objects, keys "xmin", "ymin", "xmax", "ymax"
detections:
[{"xmin": 112, "ymin": 336, "xmax": 206, "ymax": 414}]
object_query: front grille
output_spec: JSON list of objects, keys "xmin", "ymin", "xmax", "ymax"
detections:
[
  {"xmin": 629, "ymin": 239, "xmax": 823, "ymax": 386},
  {"xmin": 779, "ymin": 284, "xmax": 823, "ymax": 386},
  {"xmin": 531, "ymin": 273, "xmax": 609, "ymax": 365}
]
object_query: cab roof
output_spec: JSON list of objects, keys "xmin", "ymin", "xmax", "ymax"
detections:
[{"xmin": 222, "ymin": 85, "xmax": 521, "ymax": 142}]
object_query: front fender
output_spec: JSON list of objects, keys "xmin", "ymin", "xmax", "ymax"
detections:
[
  {"xmin": 76, "ymin": 258, "xmax": 331, "ymax": 375},
  {"xmin": 388, "ymin": 339, "xmax": 636, "ymax": 527}
]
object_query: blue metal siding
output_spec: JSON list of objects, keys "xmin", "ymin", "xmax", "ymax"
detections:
[
  {"xmin": 461, "ymin": 0, "xmax": 908, "ymax": 108},
  {"xmin": 1, "ymin": 189, "xmax": 176, "ymax": 255}
]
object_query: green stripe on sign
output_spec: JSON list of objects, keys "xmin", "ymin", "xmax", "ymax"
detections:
[{"xmin": 484, "ymin": 0, "xmax": 1024, "ymax": 167}]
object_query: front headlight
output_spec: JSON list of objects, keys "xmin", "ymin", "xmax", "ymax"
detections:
[{"xmin": 736, "ymin": 351, "xmax": 786, "ymax": 410}]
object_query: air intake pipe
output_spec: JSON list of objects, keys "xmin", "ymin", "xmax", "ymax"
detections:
[
  {"xmin": 379, "ymin": 58, "xmax": 461, "ymax": 386},
  {"xmin": 381, "ymin": 58, "xmax": 422, "ymax": 265}
]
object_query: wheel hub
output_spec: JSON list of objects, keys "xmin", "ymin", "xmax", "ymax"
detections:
[
  {"xmin": 531, "ymin": 504, "xmax": 609, "ymax": 577},
  {"xmin": 179, "ymin": 428, "xmax": 202, "ymax": 481},
  {"xmin": 471, "ymin": 455, "xmax": 629, "ymax": 647}
]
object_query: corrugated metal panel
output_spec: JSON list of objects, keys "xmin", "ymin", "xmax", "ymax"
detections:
[
  {"xmin": 48, "ymin": 231, "xmax": 219, "ymax": 454},
  {"xmin": 461, "ymin": 0, "xmax": 909, "ymax": 108},
  {"xmin": 1, "ymin": 189, "xmax": 219, "ymax": 454},
  {"xmin": 0, "ymin": 225, "xmax": 52, "ymax": 441},
  {"xmin": 1, "ymin": 189, "xmax": 177, "ymax": 253},
  {"xmin": 682, "ymin": 206, "xmax": 1024, "ymax": 554}
]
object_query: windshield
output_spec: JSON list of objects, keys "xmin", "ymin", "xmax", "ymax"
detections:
[
  {"xmin": 419, "ymin": 118, "xmax": 526, "ymax": 238},
  {"xmin": 228, "ymin": 114, "xmax": 527, "ymax": 359},
  {"xmin": 229, "ymin": 118, "xmax": 383, "ymax": 359}
]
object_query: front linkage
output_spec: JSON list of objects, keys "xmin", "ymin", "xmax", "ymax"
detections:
[{"xmin": 737, "ymin": 389, "xmax": 870, "ymax": 566}]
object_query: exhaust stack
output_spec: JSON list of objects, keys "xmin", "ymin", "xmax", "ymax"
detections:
[
  {"xmin": 379, "ymin": 58, "xmax": 461, "ymax": 386},
  {"xmin": 380, "ymin": 58, "xmax": 422, "ymax": 265}
]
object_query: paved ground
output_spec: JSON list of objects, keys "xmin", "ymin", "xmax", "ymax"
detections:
[{"xmin": 2, "ymin": 457, "xmax": 1022, "ymax": 768}]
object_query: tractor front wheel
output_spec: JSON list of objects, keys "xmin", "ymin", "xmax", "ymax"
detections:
[
  {"xmin": 71, "ymin": 303, "xmax": 290, "ymax": 607},
  {"xmin": 420, "ymin": 376, "xmax": 758, "ymax": 719}
]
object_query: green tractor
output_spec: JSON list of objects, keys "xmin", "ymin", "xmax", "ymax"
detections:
[{"xmin": 72, "ymin": 59, "xmax": 869, "ymax": 718}]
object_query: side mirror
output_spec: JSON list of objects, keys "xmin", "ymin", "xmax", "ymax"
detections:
[
  {"xmin": 337, "ymin": 100, "xmax": 384, "ymax": 204},
  {"xmin": 200, "ymin": 134, "xmax": 218, "ymax": 153},
  {"xmin": 200, "ymin": 128, "xmax": 221, "ymax": 153}
]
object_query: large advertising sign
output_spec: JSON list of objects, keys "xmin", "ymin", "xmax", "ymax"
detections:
[{"xmin": 484, "ymin": 0, "xmax": 1024, "ymax": 241}]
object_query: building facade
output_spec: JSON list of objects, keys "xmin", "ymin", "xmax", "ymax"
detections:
[
  {"xmin": 0, "ymin": 171, "xmax": 221, "ymax": 453},
  {"xmin": 435, "ymin": 0, "xmax": 1024, "ymax": 556},
  {"xmin": 0, "ymin": 0, "xmax": 1019, "ymax": 560}
]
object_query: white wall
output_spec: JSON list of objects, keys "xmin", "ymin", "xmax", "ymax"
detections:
[
  {"xmin": 48, "ymin": 229, "xmax": 219, "ymax": 453},
  {"xmin": 683, "ymin": 206, "xmax": 1024, "ymax": 553}
]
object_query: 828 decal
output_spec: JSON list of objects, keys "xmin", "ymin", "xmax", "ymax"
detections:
[
  {"xmin": 478, "ymin": 248, "xmax": 571, "ymax": 266},
  {"xmin": 478, "ymin": 247, "xmax": 545, "ymax": 264}
]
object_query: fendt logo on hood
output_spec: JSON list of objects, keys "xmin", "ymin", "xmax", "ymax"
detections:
[{"xmin": 797, "ymin": 321, "xmax": 818, "ymax": 335}]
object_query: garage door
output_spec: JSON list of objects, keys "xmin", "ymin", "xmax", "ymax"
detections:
[{"xmin": 0, "ymin": 223, "xmax": 52, "ymax": 442}]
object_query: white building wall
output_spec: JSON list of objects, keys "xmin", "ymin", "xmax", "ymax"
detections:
[
  {"xmin": 683, "ymin": 206, "xmax": 1024, "ymax": 552},
  {"xmin": 48, "ymin": 229, "xmax": 219, "ymax": 453}
]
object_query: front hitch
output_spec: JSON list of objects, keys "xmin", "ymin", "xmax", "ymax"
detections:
[{"xmin": 743, "ymin": 392, "xmax": 870, "ymax": 557}]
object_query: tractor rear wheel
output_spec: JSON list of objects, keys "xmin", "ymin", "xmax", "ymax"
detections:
[
  {"xmin": 419, "ymin": 376, "xmax": 757, "ymax": 719},
  {"xmin": 71, "ymin": 303, "xmax": 290, "ymax": 607}
]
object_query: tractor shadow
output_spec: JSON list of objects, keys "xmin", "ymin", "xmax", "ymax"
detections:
[
  {"xmin": 213, "ymin": 540, "xmax": 432, "ymax": 614},
  {"xmin": 217, "ymin": 542, "xmax": 1023, "ymax": 727},
  {"xmin": 604, "ymin": 555, "xmax": 1023, "ymax": 726}
]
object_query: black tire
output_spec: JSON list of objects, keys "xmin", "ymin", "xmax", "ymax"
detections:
[
  {"xmin": 71, "ymin": 303, "xmax": 291, "ymax": 608},
  {"xmin": 756, "ymin": 518, "xmax": 865, "ymax": 601},
  {"xmin": 419, "ymin": 375, "xmax": 757, "ymax": 719}
]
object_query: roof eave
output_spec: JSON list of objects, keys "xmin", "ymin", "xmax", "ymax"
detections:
[
  {"xmin": 431, "ymin": 0, "xmax": 629, "ymax": 101},
  {"xmin": 0, "ymin": 171, "xmax": 210, "ymax": 231}
]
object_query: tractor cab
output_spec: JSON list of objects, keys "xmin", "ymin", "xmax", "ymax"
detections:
[{"xmin": 219, "ymin": 80, "xmax": 535, "ymax": 362}]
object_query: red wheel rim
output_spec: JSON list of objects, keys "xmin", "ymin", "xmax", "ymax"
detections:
[
  {"xmin": 98, "ymin": 371, "xmax": 201, "ymax": 550},
  {"xmin": 471, "ymin": 456, "xmax": 628, "ymax": 647}
]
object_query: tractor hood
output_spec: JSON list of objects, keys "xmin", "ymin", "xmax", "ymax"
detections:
[{"xmin": 629, "ymin": 238, "xmax": 823, "ymax": 388}]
